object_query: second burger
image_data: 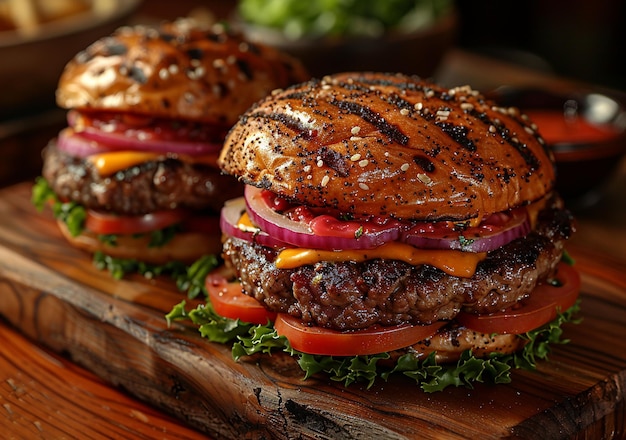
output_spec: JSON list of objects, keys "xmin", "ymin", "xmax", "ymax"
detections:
[{"xmin": 34, "ymin": 18, "xmax": 308, "ymax": 266}]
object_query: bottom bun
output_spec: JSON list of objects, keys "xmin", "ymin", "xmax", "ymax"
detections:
[
  {"xmin": 408, "ymin": 325, "xmax": 526, "ymax": 364},
  {"xmin": 57, "ymin": 220, "xmax": 222, "ymax": 265}
]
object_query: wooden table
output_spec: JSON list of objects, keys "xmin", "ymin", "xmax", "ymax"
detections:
[{"xmin": 1, "ymin": 50, "xmax": 625, "ymax": 439}]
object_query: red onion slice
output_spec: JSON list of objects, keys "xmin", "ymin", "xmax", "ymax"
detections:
[
  {"xmin": 241, "ymin": 185, "xmax": 532, "ymax": 253},
  {"xmin": 57, "ymin": 128, "xmax": 111, "ymax": 158},
  {"xmin": 220, "ymin": 197, "xmax": 292, "ymax": 249},
  {"xmin": 67, "ymin": 110, "xmax": 225, "ymax": 156},
  {"xmin": 244, "ymin": 185, "xmax": 402, "ymax": 250},
  {"xmin": 401, "ymin": 208, "xmax": 531, "ymax": 253},
  {"xmin": 57, "ymin": 126, "xmax": 222, "ymax": 159},
  {"xmin": 79, "ymin": 126, "xmax": 222, "ymax": 156}
]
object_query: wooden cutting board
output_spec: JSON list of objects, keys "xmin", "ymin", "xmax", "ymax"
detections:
[{"xmin": 0, "ymin": 182, "xmax": 624, "ymax": 440}]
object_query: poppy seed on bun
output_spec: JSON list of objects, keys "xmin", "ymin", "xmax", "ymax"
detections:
[
  {"xmin": 36, "ymin": 18, "xmax": 309, "ymax": 265},
  {"xmin": 219, "ymin": 72, "xmax": 555, "ymax": 223}
]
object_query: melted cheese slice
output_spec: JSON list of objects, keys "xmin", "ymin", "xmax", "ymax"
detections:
[
  {"xmin": 526, "ymin": 196, "xmax": 549, "ymax": 229},
  {"xmin": 275, "ymin": 242, "xmax": 486, "ymax": 278},
  {"xmin": 237, "ymin": 211, "xmax": 257, "ymax": 231},
  {"xmin": 87, "ymin": 151, "xmax": 220, "ymax": 176}
]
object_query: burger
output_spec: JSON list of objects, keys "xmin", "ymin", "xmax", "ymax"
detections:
[
  {"xmin": 32, "ymin": 18, "xmax": 308, "ymax": 270},
  {"xmin": 168, "ymin": 72, "xmax": 581, "ymax": 391}
]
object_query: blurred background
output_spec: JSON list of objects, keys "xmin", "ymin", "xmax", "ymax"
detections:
[
  {"xmin": 1, "ymin": 0, "xmax": 625, "ymax": 196},
  {"xmin": 455, "ymin": 1, "xmax": 626, "ymax": 94},
  {"xmin": 137, "ymin": 0, "xmax": 626, "ymax": 91}
]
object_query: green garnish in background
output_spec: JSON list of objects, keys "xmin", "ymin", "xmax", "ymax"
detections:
[{"xmin": 238, "ymin": 0, "xmax": 453, "ymax": 40}]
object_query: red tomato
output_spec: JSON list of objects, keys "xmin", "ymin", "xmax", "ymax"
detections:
[
  {"xmin": 274, "ymin": 314, "xmax": 446, "ymax": 356},
  {"xmin": 85, "ymin": 209, "xmax": 188, "ymax": 235},
  {"xmin": 456, "ymin": 262, "xmax": 580, "ymax": 335},
  {"xmin": 206, "ymin": 273, "xmax": 276, "ymax": 325},
  {"xmin": 74, "ymin": 110, "xmax": 229, "ymax": 144}
]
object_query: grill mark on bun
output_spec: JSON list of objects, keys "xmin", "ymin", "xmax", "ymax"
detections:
[
  {"xmin": 329, "ymin": 99, "xmax": 409, "ymax": 145},
  {"xmin": 127, "ymin": 65, "xmax": 147, "ymax": 84},
  {"xmin": 319, "ymin": 146, "xmax": 349, "ymax": 177},
  {"xmin": 248, "ymin": 111, "xmax": 318, "ymax": 141},
  {"xmin": 413, "ymin": 155, "xmax": 435, "ymax": 173},
  {"xmin": 343, "ymin": 75, "xmax": 428, "ymax": 94},
  {"xmin": 415, "ymin": 84, "xmax": 541, "ymax": 173},
  {"xmin": 332, "ymin": 78, "xmax": 416, "ymax": 116},
  {"xmin": 57, "ymin": 18, "xmax": 309, "ymax": 124},
  {"xmin": 436, "ymin": 122, "xmax": 476, "ymax": 152},
  {"xmin": 186, "ymin": 47, "xmax": 203, "ymax": 60},
  {"xmin": 358, "ymin": 76, "xmax": 541, "ymax": 174},
  {"xmin": 220, "ymin": 72, "xmax": 556, "ymax": 221},
  {"xmin": 386, "ymin": 94, "xmax": 415, "ymax": 111},
  {"xmin": 469, "ymin": 109, "xmax": 540, "ymax": 171},
  {"xmin": 101, "ymin": 39, "xmax": 128, "ymax": 56},
  {"xmin": 235, "ymin": 58, "xmax": 253, "ymax": 80}
]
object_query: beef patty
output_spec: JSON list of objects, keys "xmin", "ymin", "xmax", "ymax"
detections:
[
  {"xmin": 223, "ymin": 197, "xmax": 574, "ymax": 331},
  {"xmin": 42, "ymin": 141, "xmax": 242, "ymax": 215}
]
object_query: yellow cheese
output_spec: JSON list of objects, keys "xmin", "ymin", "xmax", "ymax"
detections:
[
  {"xmin": 237, "ymin": 212, "xmax": 257, "ymax": 231},
  {"xmin": 526, "ymin": 196, "xmax": 548, "ymax": 229},
  {"xmin": 88, "ymin": 151, "xmax": 162, "ymax": 175},
  {"xmin": 87, "ymin": 151, "xmax": 220, "ymax": 176},
  {"xmin": 275, "ymin": 242, "xmax": 486, "ymax": 278}
]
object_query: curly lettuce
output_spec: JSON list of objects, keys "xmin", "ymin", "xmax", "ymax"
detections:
[{"xmin": 166, "ymin": 299, "xmax": 581, "ymax": 392}]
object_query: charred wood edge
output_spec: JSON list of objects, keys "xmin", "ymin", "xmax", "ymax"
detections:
[
  {"xmin": 0, "ymin": 245, "xmax": 409, "ymax": 439},
  {"xmin": 509, "ymin": 372, "xmax": 626, "ymax": 440}
]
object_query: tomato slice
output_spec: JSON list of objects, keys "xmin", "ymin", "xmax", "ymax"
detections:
[
  {"xmin": 456, "ymin": 262, "xmax": 580, "ymax": 335},
  {"xmin": 85, "ymin": 209, "xmax": 189, "ymax": 235},
  {"xmin": 274, "ymin": 314, "xmax": 446, "ymax": 356},
  {"xmin": 71, "ymin": 110, "xmax": 229, "ymax": 144},
  {"xmin": 206, "ymin": 273, "xmax": 276, "ymax": 325}
]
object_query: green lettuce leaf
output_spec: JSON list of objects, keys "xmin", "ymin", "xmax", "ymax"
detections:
[
  {"xmin": 167, "ymin": 299, "xmax": 581, "ymax": 392},
  {"xmin": 93, "ymin": 252, "xmax": 219, "ymax": 298},
  {"xmin": 32, "ymin": 178, "xmax": 219, "ymax": 296},
  {"xmin": 32, "ymin": 176, "xmax": 86, "ymax": 236}
]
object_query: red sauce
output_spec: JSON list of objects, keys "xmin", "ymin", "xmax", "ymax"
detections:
[
  {"xmin": 525, "ymin": 110, "xmax": 619, "ymax": 144},
  {"xmin": 260, "ymin": 188, "xmax": 527, "ymax": 240}
]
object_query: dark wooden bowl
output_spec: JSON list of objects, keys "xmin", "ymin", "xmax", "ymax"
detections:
[
  {"xmin": 235, "ymin": 9, "xmax": 458, "ymax": 79},
  {"xmin": 0, "ymin": 0, "xmax": 141, "ymax": 121}
]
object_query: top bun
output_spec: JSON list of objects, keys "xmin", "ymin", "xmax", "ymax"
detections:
[
  {"xmin": 219, "ymin": 72, "xmax": 556, "ymax": 222},
  {"xmin": 56, "ymin": 18, "xmax": 309, "ymax": 125}
]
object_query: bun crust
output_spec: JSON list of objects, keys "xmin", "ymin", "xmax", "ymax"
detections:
[
  {"xmin": 409, "ymin": 326, "xmax": 525, "ymax": 364},
  {"xmin": 219, "ymin": 72, "xmax": 556, "ymax": 221},
  {"xmin": 57, "ymin": 220, "xmax": 222, "ymax": 265},
  {"xmin": 56, "ymin": 18, "xmax": 309, "ymax": 125}
]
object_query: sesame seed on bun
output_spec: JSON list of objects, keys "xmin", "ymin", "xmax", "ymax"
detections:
[{"xmin": 219, "ymin": 72, "xmax": 556, "ymax": 222}]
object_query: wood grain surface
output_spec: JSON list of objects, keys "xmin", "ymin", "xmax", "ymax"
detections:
[
  {"xmin": 0, "ymin": 318, "xmax": 207, "ymax": 439},
  {"xmin": 0, "ymin": 182, "xmax": 625, "ymax": 439}
]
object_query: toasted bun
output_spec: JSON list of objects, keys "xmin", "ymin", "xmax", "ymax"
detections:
[
  {"xmin": 57, "ymin": 220, "xmax": 222, "ymax": 265},
  {"xmin": 56, "ymin": 18, "xmax": 309, "ymax": 125},
  {"xmin": 408, "ymin": 326, "xmax": 525, "ymax": 364},
  {"xmin": 219, "ymin": 72, "xmax": 556, "ymax": 221}
]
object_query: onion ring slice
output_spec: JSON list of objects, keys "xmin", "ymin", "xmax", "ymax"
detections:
[
  {"xmin": 220, "ymin": 197, "xmax": 292, "ymax": 249},
  {"xmin": 244, "ymin": 185, "xmax": 403, "ymax": 250},
  {"xmin": 401, "ymin": 209, "xmax": 530, "ymax": 253},
  {"xmin": 243, "ymin": 185, "xmax": 533, "ymax": 253}
]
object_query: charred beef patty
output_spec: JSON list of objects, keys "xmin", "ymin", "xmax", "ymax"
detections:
[
  {"xmin": 42, "ymin": 142, "xmax": 243, "ymax": 215},
  {"xmin": 223, "ymin": 197, "xmax": 574, "ymax": 331}
]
